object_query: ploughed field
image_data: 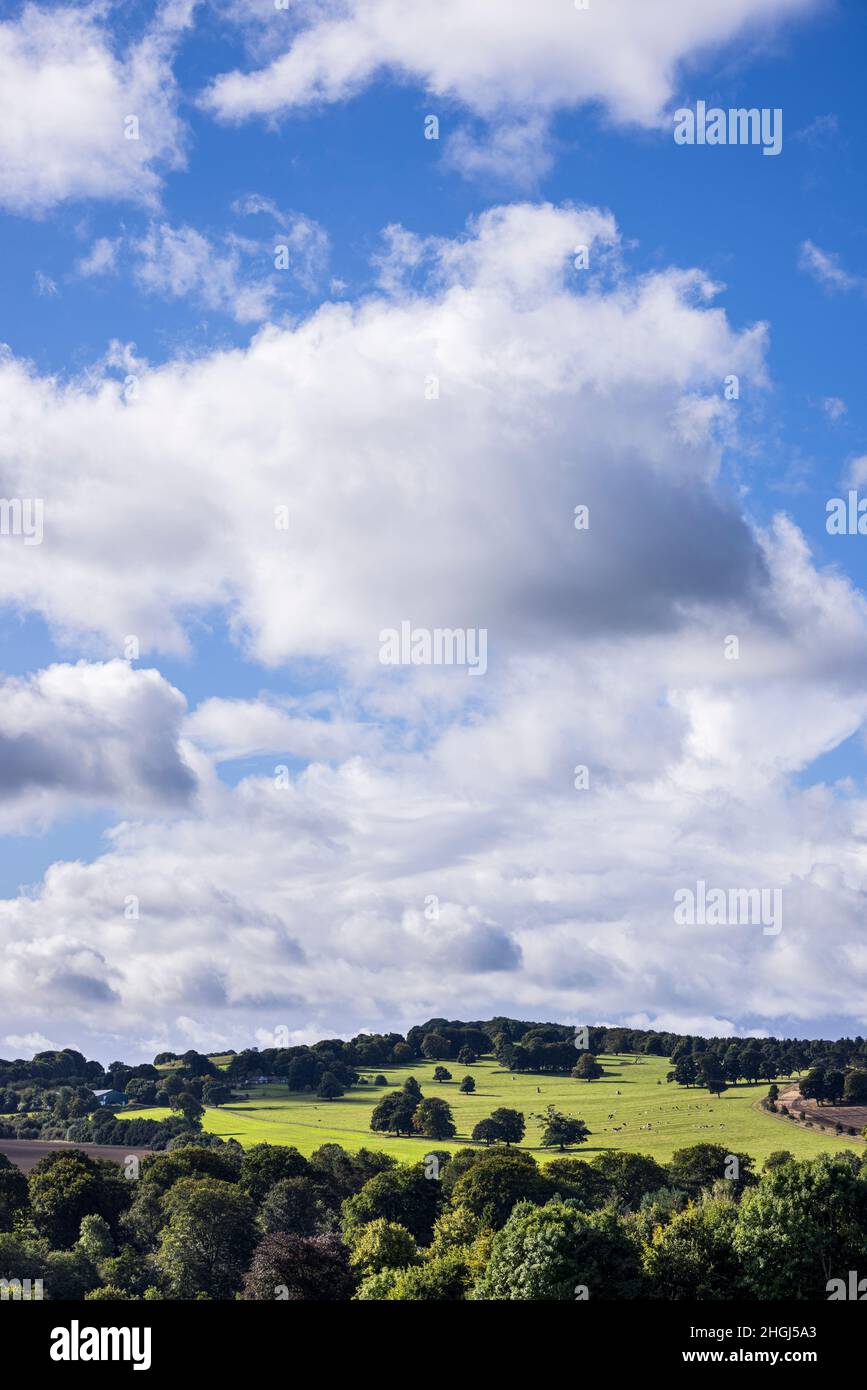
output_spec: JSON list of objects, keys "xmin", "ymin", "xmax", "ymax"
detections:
[{"xmin": 123, "ymin": 1053, "xmax": 864, "ymax": 1165}]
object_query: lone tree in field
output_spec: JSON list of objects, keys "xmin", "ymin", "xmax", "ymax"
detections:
[
  {"xmin": 572, "ymin": 1054, "xmax": 604, "ymax": 1081},
  {"xmin": 457, "ymin": 1046, "xmax": 477, "ymax": 1066},
  {"xmin": 433, "ymin": 1066, "xmax": 452, "ymax": 1084},
  {"xmin": 459, "ymin": 1076, "xmax": 475, "ymax": 1093},
  {"xmin": 535, "ymin": 1106, "xmax": 590, "ymax": 1152},
  {"xmin": 412, "ymin": 1097, "xmax": 456, "ymax": 1141},
  {"xmin": 488, "ymin": 1108, "xmax": 525, "ymax": 1145},
  {"xmin": 317, "ymin": 1072, "xmax": 345, "ymax": 1101}
]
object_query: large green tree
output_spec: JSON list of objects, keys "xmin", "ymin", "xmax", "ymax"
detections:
[
  {"xmin": 643, "ymin": 1198, "xmax": 747, "ymax": 1299},
  {"xmin": 474, "ymin": 1199, "xmax": 643, "ymax": 1300},
  {"xmin": 412, "ymin": 1097, "xmax": 457, "ymax": 1140},
  {"xmin": 733, "ymin": 1154, "xmax": 867, "ymax": 1298},
  {"xmin": 156, "ymin": 1177, "xmax": 258, "ymax": 1299}
]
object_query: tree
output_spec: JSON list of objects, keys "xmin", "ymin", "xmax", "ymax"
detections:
[
  {"xmin": 125, "ymin": 1078, "xmax": 158, "ymax": 1106},
  {"xmin": 347, "ymin": 1218, "xmax": 419, "ymax": 1276},
  {"xmin": 421, "ymin": 1034, "xmax": 453, "ymax": 1061},
  {"xmin": 843, "ymin": 1070, "xmax": 867, "ymax": 1105},
  {"xmin": 535, "ymin": 1106, "xmax": 590, "ymax": 1152},
  {"xmin": 357, "ymin": 1249, "xmax": 470, "ymax": 1301},
  {"xmin": 202, "ymin": 1081, "xmax": 232, "ymax": 1108},
  {"xmin": 644, "ymin": 1198, "xmax": 747, "ymax": 1299},
  {"xmin": 317, "ymin": 1072, "xmax": 345, "ymax": 1101},
  {"xmin": 472, "ymin": 1118, "xmax": 504, "ymax": 1145},
  {"xmin": 370, "ymin": 1092, "xmax": 418, "ymax": 1137},
  {"xmin": 734, "ymin": 1154, "xmax": 867, "ymax": 1298},
  {"xmin": 156, "ymin": 1177, "xmax": 257, "ymax": 1299},
  {"xmin": 590, "ymin": 1152, "xmax": 669, "ymax": 1208},
  {"xmin": 459, "ymin": 1075, "xmax": 475, "ymax": 1093},
  {"xmin": 373, "ymin": 1074, "xmax": 388, "ymax": 1086},
  {"xmin": 244, "ymin": 1233, "xmax": 355, "ymax": 1301},
  {"xmin": 800, "ymin": 1067, "xmax": 827, "ymax": 1105},
  {"xmin": 233, "ymin": 1139, "xmax": 308, "ymax": 1206},
  {"xmin": 170, "ymin": 1092, "xmax": 204, "ymax": 1127},
  {"xmin": 412, "ymin": 1097, "xmax": 456, "ymax": 1141},
  {"xmin": 77, "ymin": 1213, "xmax": 114, "ymax": 1262},
  {"xmin": 450, "ymin": 1152, "xmax": 552, "ymax": 1230},
  {"xmin": 28, "ymin": 1151, "xmax": 128, "ymax": 1249},
  {"xmin": 762, "ymin": 1151, "xmax": 794, "ymax": 1173},
  {"xmin": 474, "ymin": 1199, "xmax": 643, "ymax": 1300},
  {"xmin": 667, "ymin": 1144, "xmax": 755, "ymax": 1200},
  {"xmin": 572, "ymin": 1054, "xmax": 604, "ymax": 1081},
  {"xmin": 0, "ymin": 1154, "xmax": 29, "ymax": 1230},
  {"xmin": 457, "ymin": 1046, "xmax": 477, "ymax": 1066},
  {"xmin": 341, "ymin": 1164, "xmax": 442, "ymax": 1244},
  {"xmin": 259, "ymin": 1177, "xmax": 320, "ymax": 1235},
  {"xmin": 433, "ymin": 1066, "xmax": 452, "ymax": 1084},
  {"xmin": 488, "ymin": 1108, "xmax": 525, "ymax": 1146},
  {"xmin": 825, "ymin": 1070, "xmax": 846, "ymax": 1105}
]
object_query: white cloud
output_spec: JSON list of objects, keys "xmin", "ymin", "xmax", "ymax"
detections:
[
  {"xmin": 77, "ymin": 236, "xmax": 122, "ymax": 277},
  {"xmin": 798, "ymin": 240, "xmax": 864, "ymax": 293},
  {"xmin": 0, "ymin": 202, "xmax": 765, "ymax": 663},
  {"xmin": 132, "ymin": 221, "xmax": 278, "ymax": 323},
  {"xmin": 846, "ymin": 455, "xmax": 867, "ymax": 489},
  {"xmin": 0, "ymin": 660, "xmax": 197, "ymax": 831},
  {"xmin": 3, "ymin": 1031, "xmax": 61, "ymax": 1055},
  {"xmin": 0, "ymin": 1, "xmax": 192, "ymax": 216},
  {"xmin": 3, "ymin": 200, "xmax": 867, "ymax": 1053},
  {"xmin": 444, "ymin": 114, "xmax": 557, "ymax": 189},
  {"xmin": 822, "ymin": 396, "xmax": 847, "ymax": 422},
  {"xmin": 203, "ymin": 0, "xmax": 814, "ymax": 132},
  {"xmin": 76, "ymin": 206, "xmax": 329, "ymax": 321},
  {"xmin": 33, "ymin": 270, "xmax": 58, "ymax": 297}
]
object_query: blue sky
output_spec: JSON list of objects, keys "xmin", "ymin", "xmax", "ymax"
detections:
[{"xmin": 1, "ymin": 0, "xmax": 866, "ymax": 1059}]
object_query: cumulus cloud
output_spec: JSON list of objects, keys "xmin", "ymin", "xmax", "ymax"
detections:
[
  {"xmin": 2, "ymin": 199, "xmax": 867, "ymax": 1053},
  {"xmin": 0, "ymin": 1, "xmax": 193, "ymax": 216},
  {"xmin": 0, "ymin": 202, "xmax": 768, "ymax": 664},
  {"xmin": 203, "ymin": 0, "xmax": 813, "ymax": 131},
  {"xmin": 0, "ymin": 660, "xmax": 197, "ymax": 830}
]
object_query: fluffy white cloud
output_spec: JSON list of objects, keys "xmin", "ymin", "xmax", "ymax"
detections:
[
  {"xmin": 2, "ymin": 198, "xmax": 867, "ymax": 1055},
  {"xmin": 0, "ymin": 660, "xmax": 196, "ymax": 830},
  {"xmin": 0, "ymin": 201, "xmax": 767, "ymax": 665},
  {"xmin": 0, "ymin": 0, "xmax": 192, "ymax": 215},
  {"xmin": 204, "ymin": 0, "xmax": 813, "ymax": 129}
]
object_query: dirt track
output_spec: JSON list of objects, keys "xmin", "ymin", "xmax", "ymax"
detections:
[{"xmin": 0, "ymin": 1139, "xmax": 152, "ymax": 1172}]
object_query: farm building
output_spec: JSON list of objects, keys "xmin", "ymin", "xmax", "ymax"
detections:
[{"xmin": 91, "ymin": 1088, "xmax": 128, "ymax": 1107}]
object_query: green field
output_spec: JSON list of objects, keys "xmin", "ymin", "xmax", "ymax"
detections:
[{"xmin": 127, "ymin": 1053, "xmax": 864, "ymax": 1166}]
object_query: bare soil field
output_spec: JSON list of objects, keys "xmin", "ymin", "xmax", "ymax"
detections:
[
  {"xmin": 777, "ymin": 1085, "xmax": 867, "ymax": 1136},
  {"xmin": 0, "ymin": 1138, "xmax": 152, "ymax": 1172}
]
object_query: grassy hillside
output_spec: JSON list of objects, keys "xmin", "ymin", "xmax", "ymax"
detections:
[{"xmin": 125, "ymin": 1052, "xmax": 864, "ymax": 1165}]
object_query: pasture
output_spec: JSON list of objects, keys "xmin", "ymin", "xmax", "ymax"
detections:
[{"xmin": 127, "ymin": 1053, "xmax": 864, "ymax": 1166}]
